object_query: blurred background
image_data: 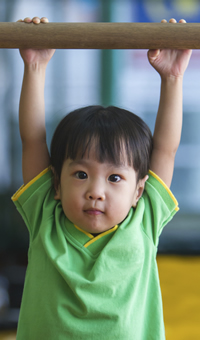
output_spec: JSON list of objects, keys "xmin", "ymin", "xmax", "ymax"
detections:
[{"xmin": 0, "ymin": 0, "xmax": 199, "ymax": 339}]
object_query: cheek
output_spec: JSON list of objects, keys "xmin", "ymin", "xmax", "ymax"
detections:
[
  {"xmin": 112, "ymin": 185, "xmax": 136, "ymax": 205},
  {"xmin": 107, "ymin": 195, "xmax": 132, "ymax": 218},
  {"xmin": 60, "ymin": 189, "xmax": 82, "ymax": 216}
]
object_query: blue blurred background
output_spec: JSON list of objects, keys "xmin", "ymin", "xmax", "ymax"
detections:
[{"xmin": 0, "ymin": 0, "xmax": 199, "ymax": 331}]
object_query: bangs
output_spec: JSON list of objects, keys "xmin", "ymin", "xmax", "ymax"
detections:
[
  {"xmin": 64, "ymin": 121, "xmax": 135, "ymax": 167},
  {"xmin": 50, "ymin": 105, "xmax": 153, "ymax": 180}
]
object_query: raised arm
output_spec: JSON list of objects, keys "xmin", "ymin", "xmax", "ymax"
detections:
[
  {"xmin": 148, "ymin": 18, "xmax": 192, "ymax": 188},
  {"xmin": 18, "ymin": 17, "xmax": 55, "ymax": 185}
]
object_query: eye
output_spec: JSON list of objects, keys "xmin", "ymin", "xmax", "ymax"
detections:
[
  {"xmin": 108, "ymin": 174, "xmax": 121, "ymax": 183},
  {"xmin": 75, "ymin": 171, "xmax": 88, "ymax": 179}
]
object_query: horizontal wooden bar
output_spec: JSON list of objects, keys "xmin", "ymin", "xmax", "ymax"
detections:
[{"xmin": 0, "ymin": 22, "xmax": 200, "ymax": 49}]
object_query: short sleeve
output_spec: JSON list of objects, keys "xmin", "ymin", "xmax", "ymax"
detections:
[
  {"xmin": 140, "ymin": 170, "xmax": 179, "ymax": 246},
  {"xmin": 11, "ymin": 168, "xmax": 56, "ymax": 241}
]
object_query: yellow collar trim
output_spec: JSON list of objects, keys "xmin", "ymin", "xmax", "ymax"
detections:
[
  {"xmin": 74, "ymin": 224, "xmax": 94, "ymax": 239},
  {"xmin": 84, "ymin": 225, "xmax": 118, "ymax": 248},
  {"xmin": 74, "ymin": 224, "xmax": 118, "ymax": 248}
]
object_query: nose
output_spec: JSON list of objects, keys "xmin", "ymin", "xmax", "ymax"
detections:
[{"xmin": 85, "ymin": 181, "xmax": 105, "ymax": 201}]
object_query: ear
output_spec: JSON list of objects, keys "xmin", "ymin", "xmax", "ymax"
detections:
[
  {"xmin": 51, "ymin": 167, "xmax": 61, "ymax": 200},
  {"xmin": 132, "ymin": 175, "xmax": 149, "ymax": 207}
]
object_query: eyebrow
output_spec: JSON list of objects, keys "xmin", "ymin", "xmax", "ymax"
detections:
[
  {"xmin": 68, "ymin": 158, "xmax": 130, "ymax": 171},
  {"xmin": 68, "ymin": 160, "xmax": 86, "ymax": 168}
]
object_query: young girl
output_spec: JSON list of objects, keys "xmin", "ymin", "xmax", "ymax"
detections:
[{"xmin": 12, "ymin": 17, "xmax": 192, "ymax": 340}]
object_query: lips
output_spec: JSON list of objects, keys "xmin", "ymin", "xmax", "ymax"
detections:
[{"xmin": 84, "ymin": 208, "xmax": 103, "ymax": 216}]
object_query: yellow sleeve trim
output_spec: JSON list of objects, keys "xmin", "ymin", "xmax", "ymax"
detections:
[
  {"xmin": 84, "ymin": 225, "xmax": 118, "ymax": 248},
  {"xmin": 148, "ymin": 170, "xmax": 179, "ymax": 211},
  {"xmin": 12, "ymin": 167, "xmax": 51, "ymax": 202}
]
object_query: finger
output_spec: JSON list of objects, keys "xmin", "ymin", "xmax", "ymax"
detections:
[
  {"xmin": 41, "ymin": 17, "xmax": 49, "ymax": 23},
  {"xmin": 178, "ymin": 19, "xmax": 192, "ymax": 53},
  {"xmin": 148, "ymin": 49, "xmax": 160, "ymax": 60},
  {"xmin": 169, "ymin": 18, "xmax": 177, "ymax": 23},
  {"xmin": 24, "ymin": 17, "xmax": 32, "ymax": 23},
  {"xmin": 179, "ymin": 19, "xmax": 186, "ymax": 23},
  {"xmin": 32, "ymin": 17, "xmax": 41, "ymax": 24}
]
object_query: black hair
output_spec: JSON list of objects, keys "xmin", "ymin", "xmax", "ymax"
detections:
[{"xmin": 50, "ymin": 105, "xmax": 153, "ymax": 182}]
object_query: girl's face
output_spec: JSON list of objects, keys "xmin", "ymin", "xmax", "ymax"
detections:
[{"xmin": 54, "ymin": 147, "xmax": 148, "ymax": 234}]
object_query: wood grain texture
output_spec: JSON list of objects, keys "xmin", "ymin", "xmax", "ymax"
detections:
[{"xmin": 0, "ymin": 22, "xmax": 199, "ymax": 49}]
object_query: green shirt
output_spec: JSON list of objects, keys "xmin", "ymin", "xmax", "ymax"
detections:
[{"xmin": 12, "ymin": 168, "xmax": 178, "ymax": 340}]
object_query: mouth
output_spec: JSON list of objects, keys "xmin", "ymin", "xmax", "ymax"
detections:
[{"xmin": 84, "ymin": 208, "xmax": 104, "ymax": 216}]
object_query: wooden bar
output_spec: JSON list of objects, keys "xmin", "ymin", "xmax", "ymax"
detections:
[{"xmin": 0, "ymin": 22, "xmax": 200, "ymax": 49}]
